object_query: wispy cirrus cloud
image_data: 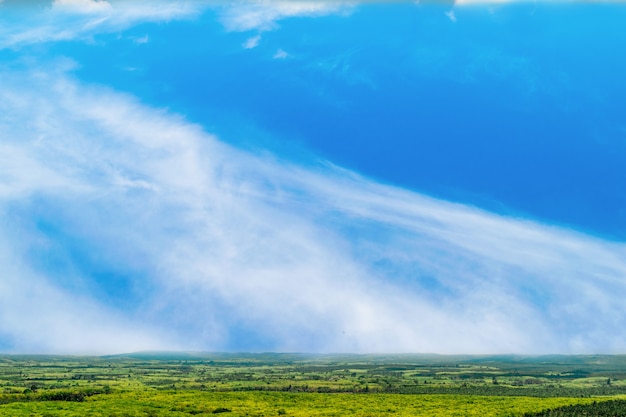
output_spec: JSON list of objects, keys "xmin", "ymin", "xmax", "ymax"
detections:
[
  {"xmin": 0, "ymin": 0, "xmax": 203, "ymax": 49},
  {"xmin": 454, "ymin": 0, "xmax": 626, "ymax": 5},
  {"xmin": 2, "ymin": 0, "xmax": 626, "ymax": 355},
  {"xmin": 2, "ymin": 64, "xmax": 626, "ymax": 354},
  {"xmin": 52, "ymin": 0, "xmax": 112, "ymax": 13},
  {"xmin": 0, "ymin": 1, "xmax": 354, "ymax": 51},
  {"xmin": 2, "ymin": 0, "xmax": 618, "ymax": 53},
  {"xmin": 218, "ymin": 1, "xmax": 354, "ymax": 32},
  {"xmin": 243, "ymin": 34, "xmax": 261, "ymax": 49}
]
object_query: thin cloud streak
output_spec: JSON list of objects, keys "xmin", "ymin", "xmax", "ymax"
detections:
[
  {"xmin": 3, "ymin": 0, "xmax": 598, "ymax": 54},
  {"xmin": 1, "ymin": 67, "xmax": 625, "ymax": 354},
  {"xmin": 217, "ymin": 1, "xmax": 354, "ymax": 32},
  {"xmin": 0, "ymin": 0, "xmax": 353, "ymax": 50},
  {"xmin": 0, "ymin": 0, "xmax": 203, "ymax": 49}
]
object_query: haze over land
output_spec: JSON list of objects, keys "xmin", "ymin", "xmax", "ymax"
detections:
[{"xmin": 1, "ymin": 0, "xmax": 625, "ymax": 355}]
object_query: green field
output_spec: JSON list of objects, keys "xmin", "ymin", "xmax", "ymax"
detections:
[{"xmin": 2, "ymin": 353, "xmax": 626, "ymax": 416}]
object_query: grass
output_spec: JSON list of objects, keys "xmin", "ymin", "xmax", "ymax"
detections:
[
  {"xmin": 2, "ymin": 353, "xmax": 626, "ymax": 416},
  {"xmin": 0, "ymin": 391, "xmax": 616, "ymax": 417}
]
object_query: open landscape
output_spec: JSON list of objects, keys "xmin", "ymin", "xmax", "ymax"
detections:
[
  {"xmin": 2, "ymin": 353, "xmax": 626, "ymax": 416},
  {"xmin": 3, "ymin": 1, "xmax": 626, "ymax": 416}
]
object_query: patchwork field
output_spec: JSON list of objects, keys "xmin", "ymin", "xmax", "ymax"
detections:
[{"xmin": 2, "ymin": 353, "xmax": 626, "ymax": 416}]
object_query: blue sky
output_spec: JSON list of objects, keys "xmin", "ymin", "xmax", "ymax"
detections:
[{"xmin": 1, "ymin": 0, "xmax": 626, "ymax": 354}]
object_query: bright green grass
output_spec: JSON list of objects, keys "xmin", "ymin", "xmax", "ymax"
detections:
[{"xmin": 0, "ymin": 391, "xmax": 616, "ymax": 417}]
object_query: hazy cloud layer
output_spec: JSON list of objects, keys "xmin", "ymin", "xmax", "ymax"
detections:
[
  {"xmin": 1, "ymin": 66, "xmax": 626, "ymax": 354},
  {"xmin": 1, "ymin": 0, "xmax": 626, "ymax": 354}
]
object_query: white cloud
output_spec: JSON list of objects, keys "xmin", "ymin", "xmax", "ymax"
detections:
[
  {"xmin": 0, "ymin": 0, "xmax": 357, "ymax": 50},
  {"xmin": 2, "ymin": 0, "xmax": 620, "ymax": 53},
  {"xmin": 0, "ymin": 0, "xmax": 204, "ymax": 49},
  {"xmin": 0, "ymin": 0, "xmax": 532, "ymax": 53},
  {"xmin": 454, "ymin": 0, "xmax": 512, "ymax": 4},
  {"xmin": 273, "ymin": 48, "xmax": 288, "ymax": 59},
  {"xmin": 243, "ymin": 34, "xmax": 261, "ymax": 49},
  {"xmin": 454, "ymin": 0, "xmax": 625, "ymax": 4},
  {"xmin": 0, "ymin": 242, "xmax": 171, "ymax": 354},
  {"xmin": 53, "ymin": 0, "xmax": 112, "ymax": 14},
  {"xmin": 2, "ymin": 66, "xmax": 626, "ymax": 354},
  {"xmin": 219, "ymin": 1, "xmax": 354, "ymax": 32},
  {"xmin": 133, "ymin": 34, "xmax": 149, "ymax": 44}
]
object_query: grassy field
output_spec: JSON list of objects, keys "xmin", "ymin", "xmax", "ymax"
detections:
[
  {"xmin": 0, "ymin": 391, "xmax": 614, "ymax": 417},
  {"xmin": 2, "ymin": 353, "xmax": 626, "ymax": 416}
]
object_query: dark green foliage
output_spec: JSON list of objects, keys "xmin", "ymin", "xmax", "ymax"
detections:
[
  {"xmin": 523, "ymin": 399, "xmax": 626, "ymax": 416},
  {"xmin": 37, "ymin": 391, "xmax": 85, "ymax": 402},
  {"xmin": 211, "ymin": 407, "xmax": 231, "ymax": 413}
]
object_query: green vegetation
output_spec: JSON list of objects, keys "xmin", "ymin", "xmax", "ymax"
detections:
[
  {"xmin": 522, "ymin": 399, "xmax": 626, "ymax": 416},
  {"xmin": 1, "ymin": 353, "xmax": 626, "ymax": 416}
]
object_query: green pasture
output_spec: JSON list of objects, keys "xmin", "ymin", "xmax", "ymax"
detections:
[
  {"xmin": 2, "ymin": 353, "xmax": 626, "ymax": 416},
  {"xmin": 0, "ymin": 391, "xmax": 615, "ymax": 417}
]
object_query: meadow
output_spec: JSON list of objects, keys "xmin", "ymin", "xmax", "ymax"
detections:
[{"xmin": 2, "ymin": 353, "xmax": 626, "ymax": 416}]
